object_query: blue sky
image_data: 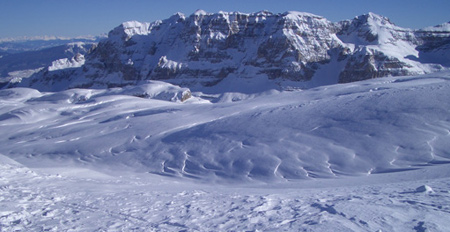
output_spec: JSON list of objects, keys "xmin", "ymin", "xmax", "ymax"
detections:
[{"xmin": 0, "ymin": 0, "xmax": 449, "ymax": 38}]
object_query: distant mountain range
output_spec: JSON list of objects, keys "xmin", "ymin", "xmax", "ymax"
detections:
[
  {"xmin": 0, "ymin": 36, "xmax": 105, "ymax": 53},
  {"xmin": 2, "ymin": 11, "xmax": 449, "ymax": 91}
]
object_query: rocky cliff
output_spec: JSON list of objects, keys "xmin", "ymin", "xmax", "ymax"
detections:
[{"xmin": 8, "ymin": 11, "xmax": 450, "ymax": 91}]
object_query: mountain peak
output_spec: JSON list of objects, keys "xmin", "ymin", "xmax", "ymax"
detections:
[
  {"xmin": 106, "ymin": 20, "xmax": 155, "ymax": 41},
  {"xmin": 168, "ymin": 12, "xmax": 186, "ymax": 23},
  {"xmin": 337, "ymin": 12, "xmax": 408, "ymax": 45},
  {"xmin": 367, "ymin": 12, "xmax": 384, "ymax": 19},
  {"xmin": 355, "ymin": 12, "xmax": 394, "ymax": 27},
  {"xmin": 172, "ymin": 12, "xmax": 186, "ymax": 18},
  {"xmin": 283, "ymin": 11, "xmax": 323, "ymax": 18},
  {"xmin": 254, "ymin": 10, "xmax": 273, "ymax": 16}
]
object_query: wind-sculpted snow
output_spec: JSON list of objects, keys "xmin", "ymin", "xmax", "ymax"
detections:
[
  {"xmin": 1, "ymin": 152, "xmax": 450, "ymax": 231},
  {"xmin": 1, "ymin": 73, "xmax": 450, "ymax": 183},
  {"xmin": 2, "ymin": 73, "xmax": 450, "ymax": 231},
  {"xmin": 1, "ymin": 156, "xmax": 450, "ymax": 231}
]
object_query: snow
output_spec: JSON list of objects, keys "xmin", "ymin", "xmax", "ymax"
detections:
[
  {"xmin": 121, "ymin": 21, "xmax": 152, "ymax": 38},
  {"xmin": 421, "ymin": 22, "xmax": 450, "ymax": 32},
  {"xmin": 0, "ymin": 42, "xmax": 95, "ymax": 87},
  {"xmin": 7, "ymin": 11, "xmax": 449, "ymax": 92},
  {"xmin": 0, "ymin": 36, "xmax": 105, "ymax": 54},
  {"xmin": 1, "ymin": 11, "xmax": 449, "ymax": 230},
  {"xmin": 1, "ymin": 155, "xmax": 450, "ymax": 231},
  {"xmin": 283, "ymin": 11, "xmax": 323, "ymax": 19},
  {"xmin": 0, "ymin": 68, "xmax": 43, "ymax": 83},
  {"xmin": 47, "ymin": 54, "xmax": 85, "ymax": 71},
  {"xmin": 194, "ymin": 9, "xmax": 208, "ymax": 16},
  {"xmin": 1, "ymin": 72, "xmax": 450, "ymax": 230},
  {"xmin": 415, "ymin": 185, "xmax": 434, "ymax": 194}
]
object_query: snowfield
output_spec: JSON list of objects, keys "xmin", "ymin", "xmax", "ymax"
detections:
[{"xmin": 1, "ymin": 72, "xmax": 450, "ymax": 231}]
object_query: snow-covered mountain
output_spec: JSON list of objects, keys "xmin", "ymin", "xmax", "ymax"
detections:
[
  {"xmin": 6, "ymin": 11, "xmax": 449, "ymax": 91},
  {"xmin": 0, "ymin": 42, "xmax": 96, "ymax": 85},
  {"xmin": 337, "ymin": 14, "xmax": 450, "ymax": 82}
]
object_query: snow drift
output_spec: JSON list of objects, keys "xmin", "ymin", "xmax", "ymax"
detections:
[{"xmin": 1, "ymin": 72, "xmax": 449, "ymax": 182}]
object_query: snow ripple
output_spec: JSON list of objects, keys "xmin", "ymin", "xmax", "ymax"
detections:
[{"xmin": 1, "ymin": 74, "xmax": 450, "ymax": 183}]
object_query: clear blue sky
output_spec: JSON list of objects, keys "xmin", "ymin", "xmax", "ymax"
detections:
[{"xmin": 1, "ymin": 0, "xmax": 449, "ymax": 38}]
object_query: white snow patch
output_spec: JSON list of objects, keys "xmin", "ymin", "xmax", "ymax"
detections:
[{"xmin": 48, "ymin": 54, "xmax": 85, "ymax": 71}]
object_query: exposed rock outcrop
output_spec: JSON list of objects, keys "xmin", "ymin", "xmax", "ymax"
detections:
[{"xmin": 7, "ymin": 11, "xmax": 450, "ymax": 91}]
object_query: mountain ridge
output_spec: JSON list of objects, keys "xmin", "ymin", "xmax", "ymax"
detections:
[{"xmin": 4, "ymin": 10, "xmax": 450, "ymax": 92}]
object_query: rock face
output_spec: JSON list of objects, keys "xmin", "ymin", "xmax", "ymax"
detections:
[
  {"xmin": 75, "ymin": 11, "xmax": 342, "ymax": 89},
  {"xmin": 8, "ymin": 11, "xmax": 450, "ymax": 91}
]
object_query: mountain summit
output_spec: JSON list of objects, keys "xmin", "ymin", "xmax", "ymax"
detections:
[{"xmin": 6, "ymin": 11, "xmax": 450, "ymax": 91}]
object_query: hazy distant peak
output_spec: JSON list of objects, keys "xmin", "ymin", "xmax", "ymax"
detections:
[
  {"xmin": 420, "ymin": 21, "xmax": 450, "ymax": 32},
  {"xmin": 0, "ymin": 35, "xmax": 105, "ymax": 43}
]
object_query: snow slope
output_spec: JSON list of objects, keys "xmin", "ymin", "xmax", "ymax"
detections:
[
  {"xmin": 1, "ymin": 72, "xmax": 450, "ymax": 230},
  {"xmin": 1, "ymin": 73, "xmax": 450, "ymax": 181}
]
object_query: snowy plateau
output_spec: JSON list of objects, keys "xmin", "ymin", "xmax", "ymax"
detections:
[{"xmin": 1, "ymin": 10, "xmax": 450, "ymax": 232}]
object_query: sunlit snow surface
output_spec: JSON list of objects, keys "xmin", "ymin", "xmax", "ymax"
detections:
[{"xmin": 1, "ymin": 73, "xmax": 450, "ymax": 231}]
